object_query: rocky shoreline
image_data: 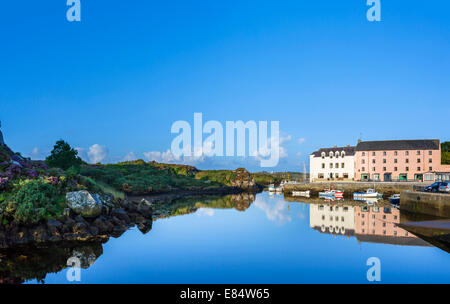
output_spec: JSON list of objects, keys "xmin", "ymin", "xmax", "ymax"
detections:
[
  {"xmin": 0, "ymin": 194, "xmax": 153, "ymax": 249},
  {"xmin": 0, "ymin": 187, "xmax": 262, "ymax": 249}
]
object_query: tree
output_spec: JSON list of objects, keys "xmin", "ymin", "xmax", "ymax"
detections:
[
  {"xmin": 45, "ymin": 140, "xmax": 82, "ymax": 171},
  {"xmin": 442, "ymin": 142, "xmax": 450, "ymax": 165}
]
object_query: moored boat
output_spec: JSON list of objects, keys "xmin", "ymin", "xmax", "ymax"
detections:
[
  {"xmin": 389, "ymin": 194, "xmax": 401, "ymax": 205},
  {"xmin": 292, "ymin": 190, "xmax": 310, "ymax": 197},
  {"xmin": 319, "ymin": 189, "xmax": 344, "ymax": 198}
]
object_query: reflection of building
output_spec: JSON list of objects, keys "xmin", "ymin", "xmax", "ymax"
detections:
[
  {"xmin": 309, "ymin": 204, "xmax": 355, "ymax": 236},
  {"xmin": 354, "ymin": 206, "xmax": 428, "ymax": 246},
  {"xmin": 309, "ymin": 203, "xmax": 430, "ymax": 246},
  {"xmin": 309, "ymin": 146, "xmax": 355, "ymax": 182}
]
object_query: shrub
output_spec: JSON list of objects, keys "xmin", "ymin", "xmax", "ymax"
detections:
[{"xmin": 1, "ymin": 179, "xmax": 65, "ymax": 225}]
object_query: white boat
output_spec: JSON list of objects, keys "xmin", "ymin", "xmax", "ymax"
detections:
[
  {"xmin": 292, "ymin": 190, "xmax": 310, "ymax": 197},
  {"xmin": 319, "ymin": 189, "xmax": 344, "ymax": 197},
  {"xmin": 353, "ymin": 189, "xmax": 382, "ymax": 199},
  {"xmin": 268, "ymin": 184, "xmax": 276, "ymax": 192}
]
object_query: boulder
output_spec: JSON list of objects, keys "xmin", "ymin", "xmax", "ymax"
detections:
[
  {"xmin": 66, "ymin": 191, "xmax": 103, "ymax": 218},
  {"xmin": 137, "ymin": 199, "xmax": 153, "ymax": 218}
]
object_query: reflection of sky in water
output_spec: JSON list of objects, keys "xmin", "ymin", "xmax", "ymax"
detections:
[
  {"xmin": 24, "ymin": 192, "xmax": 450, "ymax": 284},
  {"xmin": 196, "ymin": 208, "xmax": 215, "ymax": 217},
  {"xmin": 254, "ymin": 194, "xmax": 292, "ymax": 225}
]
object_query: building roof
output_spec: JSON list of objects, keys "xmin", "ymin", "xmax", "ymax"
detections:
[
  {"xmin": 355, "ymin": 139, "xmax": 440, "ymax": 151},
  {"xmin": 311, "ymin": 146, "xmax": 355, "ymax": 157}
]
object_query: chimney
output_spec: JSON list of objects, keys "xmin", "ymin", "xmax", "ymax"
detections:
[
  {"xmin": 334, "ymin": 145, "xmax": 337, "ymax": 148},
  {"xmin": 358, "ymin": 139, "xmax": 362, "ymax": 144},
  {"xmin": 346, "ymin": 144, "xmax": 350, "ymax": 147}
]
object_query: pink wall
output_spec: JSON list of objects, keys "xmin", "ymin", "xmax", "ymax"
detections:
[
  {"xmin": 354, "ymin": 146, "xmax": 442, "ymax": 182},
  {"xmin": 355, "ymin": 207, "xmax": 416, "ymax": 238}
]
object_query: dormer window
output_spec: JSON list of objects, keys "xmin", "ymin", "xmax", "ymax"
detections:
[
  {"xmin": 329, "ymin": 151, "xmax": 334, "ymax": 158},
  {"xmin": 341, "ymin": 151, "xmax": 346, "ymax": 157},
  {"xmin": 321, "ymin": 152, "xmax": 326, "ymax": 159},
  {"xmin": 335, "ymin": 151, "xmax": 340, "ymax": 158}
]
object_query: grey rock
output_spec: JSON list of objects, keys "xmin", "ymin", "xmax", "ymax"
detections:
[
  {"xmin": 0, "ymin": 121, "xmax": 4, "ymax": 146},
  {"xmin": 66, "ymin": 191, "xmax": 103, "ymax": 218}
]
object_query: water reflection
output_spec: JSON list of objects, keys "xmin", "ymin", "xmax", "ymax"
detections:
[
  {"xmin": 254, "ymin": 194, "xmax": 292, "ymax": 225},
  {"xmin": 310, "ymin": 202, "xmax": 429, "ymax": 246},
  {"xmin": 0, "ymin": 192, "xmax": 448, "ymax": 284},
  {"xmin": 0, "ymin": 242, "xmax": 103, "ymax": 284}
]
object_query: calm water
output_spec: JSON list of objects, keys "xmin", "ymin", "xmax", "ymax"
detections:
[{"xmin": 4, "ymin": 192, "xmax": 449, "ymax": 284}]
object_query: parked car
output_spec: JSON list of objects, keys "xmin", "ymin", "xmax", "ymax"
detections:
[
  {"xmin": 439, "ymin": 182, "xmax": 449, "ymax": 193},
  {"xmin": 424, "ymin": 182, "xmax": 449, "ymax": 193}
]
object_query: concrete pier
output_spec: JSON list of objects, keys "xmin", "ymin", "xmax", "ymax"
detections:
[{"xmin": 400, "ymin": 191, "xmax": 450, "ymax": 218}]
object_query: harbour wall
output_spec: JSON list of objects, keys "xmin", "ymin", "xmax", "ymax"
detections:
[
  {"xmin": 284, "ymin": 182, "xmax": 420, "ymax": 198},
  {"xmin": 400, "ymin": 191, "xmax": 450, "ymax": 218}
]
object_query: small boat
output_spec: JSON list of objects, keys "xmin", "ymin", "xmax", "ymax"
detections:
[
  {"xmin": 275, "ymin": 187, "xmax": 284, "ymax": 193},
  {"xmin": 389, "ymin": 194, "xmax": 401, "ymax": 205},
  {"xmin": 292, "ymin": 190, "xmax": 310, "ymax": 197},
  {"xmin": 319, "ymin": 189, "xmax": 344, "ymax": 198},
  {"xmin": 353, "ymin": 189, "xmax": 381, "ymax": 199}
]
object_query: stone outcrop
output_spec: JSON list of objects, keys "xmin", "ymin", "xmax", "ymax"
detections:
[
  {"xmin": 230, "ymin": 168, "xmax": 258, "ymax": 191},
  {"xmin": 66, "ymin": 191, "xmax": 103, "ymax": 218}
]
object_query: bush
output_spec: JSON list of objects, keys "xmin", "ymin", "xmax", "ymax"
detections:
[{"xmin": 1, "ymin": 180, "xmax": 65, "ymax": 225}]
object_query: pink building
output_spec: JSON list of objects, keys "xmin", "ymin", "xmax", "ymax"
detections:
[{"xmin": 354, "ymin": 139, "xmax": 442, "ymax": 182}]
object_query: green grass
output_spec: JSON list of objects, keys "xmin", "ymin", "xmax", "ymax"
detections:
[{"xmin": 80, "ymin": 163, "xmax": 225, "ymax": 194}]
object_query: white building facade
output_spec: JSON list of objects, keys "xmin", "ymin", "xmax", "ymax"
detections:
[
  {"xmin": 309, "ymin": 204, "xmax": 356, "ymax": 236},
  {"xmin": 309, "ymin": 146, "xmax": 356, "ymax": 182}
]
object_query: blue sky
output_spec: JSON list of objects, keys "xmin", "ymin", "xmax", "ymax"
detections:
[{"xmin": 1, "ymin": 1, "xmax": 449, "ymax": 171}]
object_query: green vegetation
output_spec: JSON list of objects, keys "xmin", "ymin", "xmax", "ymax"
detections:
[
  {"xmin": 442, "ymin": 142, "xmax": 450, "ymax": 165},
  {"xmin": 79, "ymin": 161, "xmax": 224, "ymax": 195},
  {"xmin": 194, "ymin": 170, "xmax": 237, "ymax": 186},
  {"xmin": 45, "ymin": 140, "xmax": 82, "ymax": 171},
  {"xmin": 252, "ymin": 172, "xmax": 307, "ymax": 185},
  {"xmin": 0, "ymin": 179, "xmax": 66, "ymax": 225}
]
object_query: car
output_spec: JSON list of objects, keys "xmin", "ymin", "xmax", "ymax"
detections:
[
  {"xmin": 439, "ymin": 182, "xmax": 449, "ymax": 193},
  {"xmin": 424, "ymin": 182, "xmax": 442, "ymax": 192},
  {"xmin": 424, "ymin": 182, "xmax": 449, "ymax": 193}
]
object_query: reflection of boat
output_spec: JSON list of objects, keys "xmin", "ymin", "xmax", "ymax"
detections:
[
  {"xmin": 353, "ymin": 197, "xmax": 379, "ymax": 205},
  {"xmin": 389, "ymin": 194, "xmax": 401, "ymax": 205},
  {"xmin": 268, "ymin": 184, "xmax": 283, "ymax": 193},
  {"xmin": 353, "ymin": 189, "xmax": 382, "ymax": 199},
  {"xmin": 319, "ymin": 189, "xmax": 344, "ymax": 198},
  {"xmin": 292, "ymin": 190, "xmax": 310, "ymax": 197}
]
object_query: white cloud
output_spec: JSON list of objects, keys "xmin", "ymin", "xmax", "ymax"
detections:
[
  {"xmin": 123, "ymin": 152, "xmax": 138, "ymax": 162},
  {"xmin": 30, "ymin": 147, "xmax": 44, "ymax": 160},
  {"xmin": 297, "ymin": 138, "xmax": 306, "ymax": 144},
  {"xmin": 143, "ymin": 132, "xmax": 292, "ymax": 170},
  {"xmin": 87, "ymin": 144, "xmax": 108, "ymax": 164},
  {"xmin": 256, "ymin": 134, "xmax": 291, "ymax": 160},
  {"xmin": 144, "ymin": 149, "xmax": 182, "ymax": 163}
]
